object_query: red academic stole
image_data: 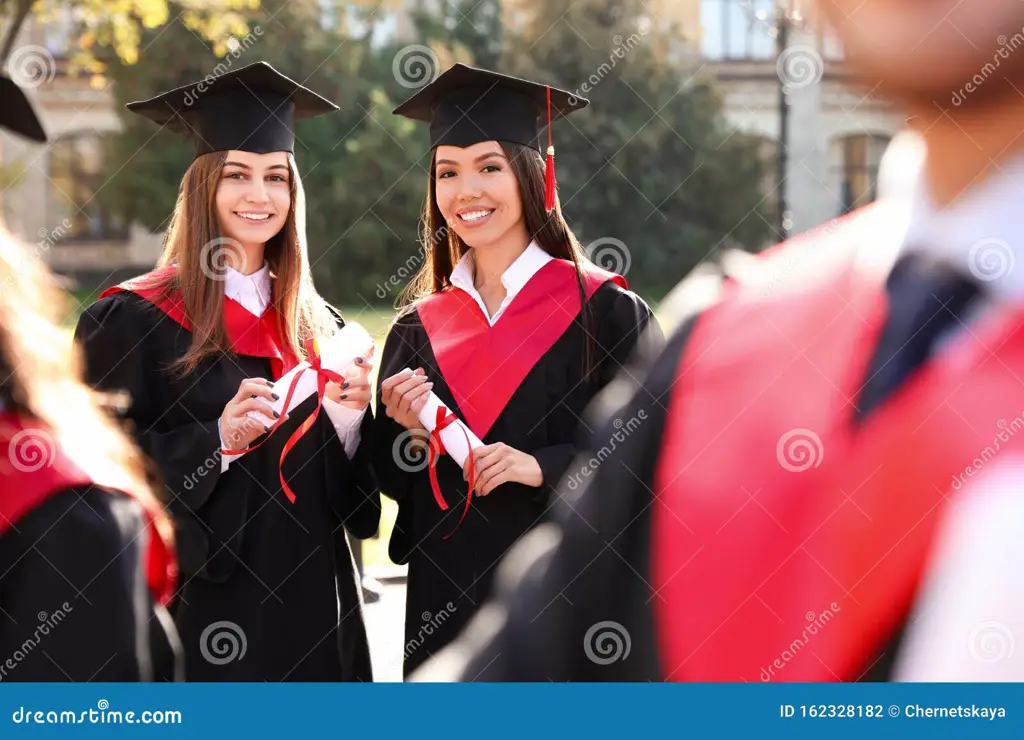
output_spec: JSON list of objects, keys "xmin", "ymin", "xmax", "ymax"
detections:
[
  {"xmin": 0, "ymin": 412, "xmax": 177, "ymax": 606},
  {"xmin": 416, "ymin": 258, "xmax": 626, "ymax": 440},
  {"xmin": 100, "ymin": 265, "xmax": 299, "ymax": 380},
  {"xmin": 651, "ymin": 205, "xmax": 1024, "ymax": 681}
]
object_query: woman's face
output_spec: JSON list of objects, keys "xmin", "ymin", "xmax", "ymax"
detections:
[
  {"xmin": 433, "ymin": 141, "xmax": 527, "ymax": 250},
  {"xmin": 215, "ymin": 150, "xmax": 291, "ymax": 253}
]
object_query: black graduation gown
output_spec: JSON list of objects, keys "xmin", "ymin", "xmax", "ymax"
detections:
[
  {"xmin": 410, "ymin": 272, "xmax": 910, "ymax": 683},
  {"xmin": 74, "ymin": 291, "xmax": 380, "ymax": 682},
  {"xmin": 373, "ymin": 279, "xmax": 659, "ymax": 677},
  {"xmin": 0, "ymin": 487, "xmax": 181, "ymax": 682}
]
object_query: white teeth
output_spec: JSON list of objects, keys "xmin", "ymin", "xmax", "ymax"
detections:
[
  {"xmin": 237, "ymin": 213, "xmax": 272, "ymax": 221},
  {"xmin": 459, "ymin": 210, "xmax": 492, "ymax": 222}
]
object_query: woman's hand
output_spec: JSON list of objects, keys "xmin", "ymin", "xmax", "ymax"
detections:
[
  {"xmin": 220, "ymin": 378, "xmax": 283, "ymax": 452},
  {"xmin": 380, "ymin": 367, "xmax": 433, "ymax": 432},
  {"xmin": 463, "ymin": 442, "xmax": 543, "ymax": 496},
  {"xmin": 325, "ymin": 346, "xmax": 376, "ymax": 411}
]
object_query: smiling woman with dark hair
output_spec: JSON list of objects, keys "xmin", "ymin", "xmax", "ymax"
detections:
[{"xmin": 375, "ymin": 64, "xmax": 660, "ymax": 676}]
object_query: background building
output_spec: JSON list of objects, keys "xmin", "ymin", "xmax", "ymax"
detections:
[{"xmin": 0, "ymin": 0, "xmax": 903, "ymax": 285}]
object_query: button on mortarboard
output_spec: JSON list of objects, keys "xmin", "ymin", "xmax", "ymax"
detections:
[
  {"xmin": 392, "ymin": 63, "xmax": 588, "ymax": 151},
  {"xmin": 0, "ymin": 74, "xmax": 48, "ymax": 143},
  {"xmin": 126, "ymin": 61, "xmax": 338, "ymax": 157}
]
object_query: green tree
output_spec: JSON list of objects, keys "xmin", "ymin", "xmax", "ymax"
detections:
[{"xmin": 411, "ymin": 0, "xmax": 503, "ymax": 69}]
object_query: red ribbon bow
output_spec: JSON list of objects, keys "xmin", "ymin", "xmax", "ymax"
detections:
[
  {"xmin": 221, "ymin": 338, "xmax": 346, "ymax": 503},
  {"xmin": 427, "ymin": 405, "xmax": 476, "ymax": 539}
]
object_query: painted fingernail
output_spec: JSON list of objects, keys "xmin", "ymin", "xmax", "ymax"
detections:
[
  {"xmin": 251, "ymin": 394, "xmax": 257, "ymax": 399},
  {"xmin": 340, "ymin": 394, "xmax": 348, "ymax": 400},
  {"xmin": 264, "ymin": 424, "xmax": 271, "ymax": 433},
  {"xmin": 271, "ymin": 393, "xmax": 280, "ymax": 401},
  {"xmin": 355, "ymin": 357, "xmax": 364, "ymax": 365},
  {"xmin": 266, "ymin": 380, "xmax": 274, "ymax": 386},
  {"xmin": 342, "ymin": 381, "xmax": 350, "ymax": 390},
  {"xmin": 273, "ymin": 411, "xmax": 280, "ymax": 419}
]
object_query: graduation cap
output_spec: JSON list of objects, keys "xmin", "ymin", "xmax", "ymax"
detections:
[
  {"xmin": 393, "ymin": 64, "xmax": 589, "ymax": 212},
  {"xmin": 126, "ymin": 61, "xmax": 338, "ymax": 157},
  {"xmin": 0, "ymin": 74, "xmax": 48, "ymax": 143}
]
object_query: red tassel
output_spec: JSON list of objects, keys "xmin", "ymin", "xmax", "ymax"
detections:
[
  {"xmin": 545, "ymin": 145, "xmax": 556, "ymax": 213},
  {"xmin": 544, "ymin": 85, "xmax": 556, "ymax": 213}
]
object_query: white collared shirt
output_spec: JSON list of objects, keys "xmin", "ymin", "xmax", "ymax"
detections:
[
  {"xmin": 449, "ymin": 241, "xmax": 553, "ymax": 325},
  {"xmin": 219, "ymin": 264, "xmax": 364, "ymax": 472},
  {"xmin": 873, "ymin": 132, "xmax": 1024, "ymax": 681}
]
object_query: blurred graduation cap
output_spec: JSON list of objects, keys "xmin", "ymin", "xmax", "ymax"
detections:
[
  {"xmin": 0, "ymin": 74, "xmax": 48, "ymax": 143},
  {"xmin": 126, "ymin": 61, "xmax": 338, "ymax": 157},
  {"xmin": 393, "ymin": 64, "xmax": 589, "ymax": 212}
]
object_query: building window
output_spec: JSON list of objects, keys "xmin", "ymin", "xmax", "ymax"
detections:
[
  {"xmin": 49, "ymin": 135, "xmax": 128, "ymax": 241},
  {"xmin": 701, "ymin": 0, "xmax": 777, "ymax": 60},
  {"xmin": 834, "ymin": 134, "xmax": 889, "ymax": 214}
]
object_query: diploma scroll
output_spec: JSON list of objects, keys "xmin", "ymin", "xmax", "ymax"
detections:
[
  {"xmin": 402, "ymin": 367, "xmax": 484, "ymax": 467},
  {"xmin": 246, "ymin": 322, "xmax": 374, "ymax": 424}
]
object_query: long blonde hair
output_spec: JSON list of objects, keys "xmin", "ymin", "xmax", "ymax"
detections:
[
  {"xmin": 149, "ymin": 151, "xmax": 336, "ymax": 374},
  {"xmin": 0, "ymin": 225, "xmax": 162, "ymax": 517}
]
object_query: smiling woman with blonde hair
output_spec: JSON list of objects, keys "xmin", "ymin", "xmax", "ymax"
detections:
[
  {"xmin": 0, "ymin": 73, "xmax": 179, "ymax": 681},
  {"xmin": 74, "ymin": 63, "xmax": 380, "ymax": 682}
]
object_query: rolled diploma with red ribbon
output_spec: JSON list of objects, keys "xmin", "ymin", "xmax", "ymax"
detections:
[
  {"xmin": 402, "ymin": 367, "xmax": 484, "ymax": 466},
  {"xmin": 247, "ymin": 322, "xmax": 374, "ymax": 423}
]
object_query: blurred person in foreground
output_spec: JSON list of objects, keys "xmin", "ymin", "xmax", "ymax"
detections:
[
  {"xmin": 0, "ymin": 74, "xmax": 180, "ymax": 681},
  {"xmin": 414, "ymin": 0, "xmax": 1024, "ymax": 681}
]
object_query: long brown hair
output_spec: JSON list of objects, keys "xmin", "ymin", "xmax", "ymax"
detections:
[
  {"xmin": 400, "ymin": 142, "xmax": 596, "ymax": 370},
  {"xmin": 151, "ymin": 151, "xmax": 336, "ymax": 375},
  {"xmin": 0, "ymin": 226, "xmax": 163, "ymax": 518}
]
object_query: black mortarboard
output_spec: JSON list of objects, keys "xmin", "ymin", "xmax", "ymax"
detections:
[
  {"xmin": 0, "ymin": 74, "xmax": 47, "ymax": 143},
  {"xmin": 126, "ymin": 61, "xmax": 338, "ymax": 157},
  {"xmin": 392, "ymin": 63, "xmax": 587, "ymax": 151},
  {"xmin": 392, "ymin": 64, "xmax": 588, "ymax": 212}
]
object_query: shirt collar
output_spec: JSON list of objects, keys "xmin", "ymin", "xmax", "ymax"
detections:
[
  {"xmin": 224, "ymin": 261, "xmax": 271, "ymax": 315},
  {"xmin": 449, "ymin": 241, "xmax": 553, "ymax": 298},
  {"xmin": 878, "ymin": 130, "xmax": 1024, "ymax": 302}
]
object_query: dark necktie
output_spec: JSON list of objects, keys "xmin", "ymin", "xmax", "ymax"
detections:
[{"xmin": 855, "ymin": 253, "xmax": 982, "ymax": 420}]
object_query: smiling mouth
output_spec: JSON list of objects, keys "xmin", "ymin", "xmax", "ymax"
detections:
[
  {"xmin": 457, "ymin": 208, "xmax": 495, "ymax": 224},
  {"xmin": 235, "ymin": 212, "xmax": 275, "ymax": 222}
]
